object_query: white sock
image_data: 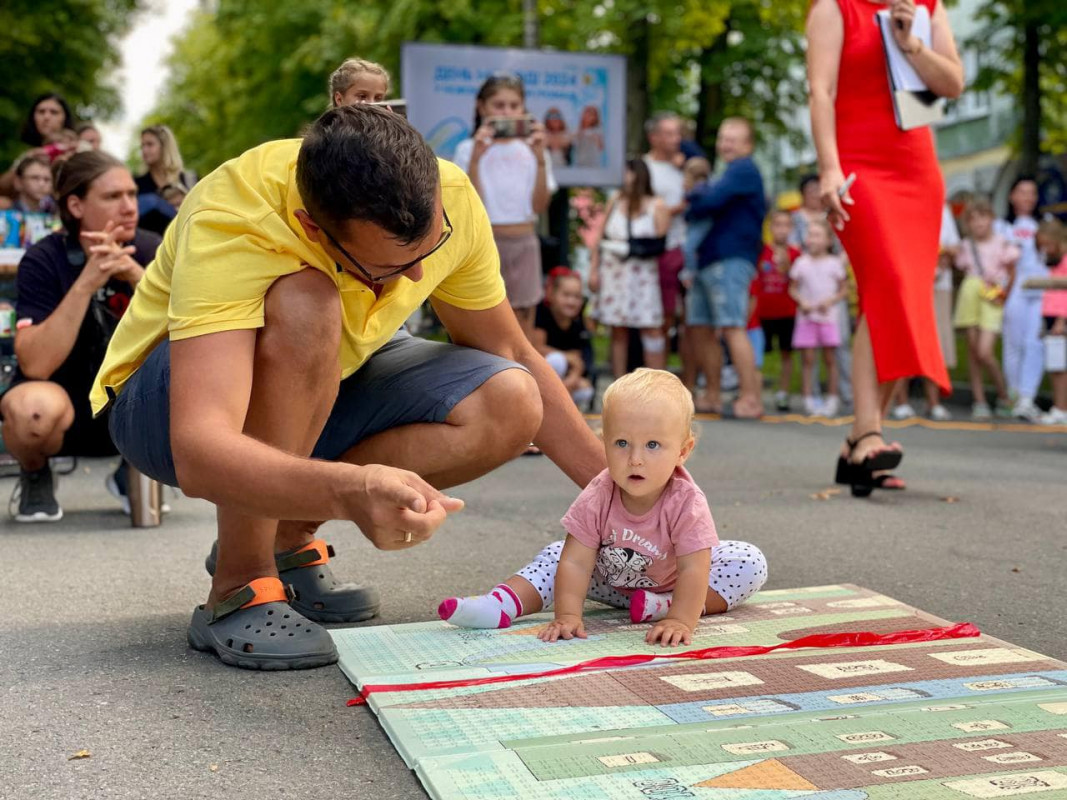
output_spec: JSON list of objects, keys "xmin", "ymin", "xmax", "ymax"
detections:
[
  {"xmin": 438, "ymin": 584, "xmax": 523, "ymax": 629},
  {"xmin": 629, "ymin": 590, "xmax": 673, "ymax": 623}
]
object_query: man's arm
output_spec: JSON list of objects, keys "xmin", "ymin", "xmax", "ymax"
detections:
[
  {"xmin": 431, "ymin": 298, "xmax": 606, "ymax": 487},
  {"xmin": 686, "ymin": 163, "xmax": 751, "ymax": 220},
  {"xmin": 169, "ymin": 329, "xmax": 460, "ymax": 547}
]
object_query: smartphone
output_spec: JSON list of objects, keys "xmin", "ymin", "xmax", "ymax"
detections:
[
  {"xmin": 487, "ymin": 115, "xmax": 536, "ymax": 139},
  {"xmin": 371, "ymin": 98, "xmax": 407, "ymax": 118}
]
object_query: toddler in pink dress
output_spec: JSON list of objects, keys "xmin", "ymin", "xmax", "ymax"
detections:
[{"xmin": 438, "ymin": 369, "xmax": 767, "ymax": 647}]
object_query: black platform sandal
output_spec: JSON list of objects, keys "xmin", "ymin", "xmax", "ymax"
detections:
[{"xmin": 834, "ymin": 431, "xmax": 904, "ymax": 498}]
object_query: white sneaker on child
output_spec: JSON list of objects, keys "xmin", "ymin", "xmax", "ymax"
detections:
[
  {"xmin": 1012, "ymin": 397, "xmax": 1041, "ymax": 422},
  {"xmin": 803, "ymin": 396, "xmax": 822, "ymax": 416},
  {"xmin": 971, "ymin": 402, "xmax": 993, "ymax": 421},
  {"xmin": 890, "ymin": 403, "xmax": 917, "ymax": 420},
  {"xmin": 773, "ymin": 390, "xmax": 790, "ymax": 412},
  {"xmin": 1040, "ymin": 407, "xmax": 1067, "ymax": 426},
  {"xmin": 821, "ymin": 395, "xmax": 841, "ymax": 417},
  {"xmin": 629, "ymin": 590, "xmax": 673, "ymax": 623},
  {"xmin": 928, "ymin": 404, "xmax": 952, "ymax": 422}
]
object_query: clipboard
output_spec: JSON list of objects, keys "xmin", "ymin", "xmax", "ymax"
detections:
[{"xmin": 875, "ymin": 7, "xmax": 945, "ymax": 130}]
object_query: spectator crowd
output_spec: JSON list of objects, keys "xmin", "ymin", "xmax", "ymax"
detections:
[{"xmin": 1, "ymin": 61, "xmax": 1066, "ymax": 525}]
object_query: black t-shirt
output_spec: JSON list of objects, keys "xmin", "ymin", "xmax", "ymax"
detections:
[
  {"xmin": 13, "ymin": 229, "xmax": 161, "ymax": 410},
  {"xmin": 535, "ymin": 302, "xmax": 591, "ymax": 374}
]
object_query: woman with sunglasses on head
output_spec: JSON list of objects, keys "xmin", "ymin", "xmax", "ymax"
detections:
[{"xmin": 452, "ymin": 74, "xmax": 557, "ymax": 341}]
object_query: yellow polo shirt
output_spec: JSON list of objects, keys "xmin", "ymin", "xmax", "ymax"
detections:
[{"xmin": 90, "ymin": 139, "xmax": 506, "ymax": 414}]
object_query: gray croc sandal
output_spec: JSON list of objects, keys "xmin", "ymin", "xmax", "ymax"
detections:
[
  {"xmin": 187, "ymin": 578, "xmax": 338, "ymax": 670},
  {"xmin": 205, "ymin": 539, "xmax": 380, "ymax": 624}
]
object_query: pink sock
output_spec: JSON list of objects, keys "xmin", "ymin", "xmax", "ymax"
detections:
[
  {"xmin": 629, "ymin": 590, "xmax": 673, "ymax": 623},
  {"xmin": 438, "ymin": 584, "xmax": 523, "ymax": 629}
]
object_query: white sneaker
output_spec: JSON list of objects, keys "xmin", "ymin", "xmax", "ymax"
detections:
[
  {"xmin": 821, "ymin": 395, "xmax": 841, "ymax": 417},
  {"xmin": 1040, "ymin": 407, "xmax": 1067, "ymax": 426},
  {"xmin": 803, "ymin": 396, "xmax": 822, "ymax": 416},
  {"xmin": 721, "ymin": 365, "xmax": 739, "ymax": 392},
  {"xmin": 773, "ymin": 390, "xmax": 790, "ymax": 412},
  {"xmin": 971, "ymin": 402, "xmax": 993, "ymax": 421},
  {"xmin": 1013, "ymin": 398, "xmax": 1041, "ymax": 422},
  {"xmin": 890, "ymin": 403, "xmax": 917, "ymax": 420},
  {"xmin": 928, "ymin": 404, "xmax": 952, "ymax": 422}
]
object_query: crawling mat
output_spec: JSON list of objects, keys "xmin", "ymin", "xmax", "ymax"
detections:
[{"xmin": 332, "ymin": 584, "xmax": 1067, "ymax": 799}]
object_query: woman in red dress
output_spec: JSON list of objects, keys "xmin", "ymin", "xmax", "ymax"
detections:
[{"xmin": 807, "ymin": 0, "xmax": 964, "ymax": 495}]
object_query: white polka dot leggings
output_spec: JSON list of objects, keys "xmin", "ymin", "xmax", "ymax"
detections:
[{"xmin": 515, "ymin": 540, "xmax": 768, "ymax": 612}]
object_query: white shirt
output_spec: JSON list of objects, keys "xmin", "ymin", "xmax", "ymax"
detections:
[
  {"xmin": 935, "ymin": 204, "xmax": 960, "ymax": 291},
  {"xmin": 452, "ymin": 138, "xmax": 557, "ymax": 226},
  {"xmin": 995, "ymin": 215, "xmax": 1046, "ymax": 301},
  {"xmin": 643, "ymin": 155, "xmax": 686, "ymax": 250}
]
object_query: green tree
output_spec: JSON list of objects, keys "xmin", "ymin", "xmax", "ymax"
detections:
[
  {"xmin": 969, "ymin": 0, "xmax": 1067, "ymax": 173},
  {"xmin": 152, "ymin": 0, "xmax": 809, "ymax": 174},
  {"xmin": 0, "ymin": 0, "xmax": 143, "ymax": 165}
]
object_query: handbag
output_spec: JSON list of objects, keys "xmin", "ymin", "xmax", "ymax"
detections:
[{"xmin": 626, "ymin": 202, "xmax": 667, "ymax": 259}]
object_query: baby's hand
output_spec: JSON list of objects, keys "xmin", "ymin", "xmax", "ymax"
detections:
[
  {"xmin": 539, "ymin": 614, "xmax": 587, "ymax": 642},
  {"xmin": 646, "ymin": 618, "xmax": 693, "ymax": 647}
]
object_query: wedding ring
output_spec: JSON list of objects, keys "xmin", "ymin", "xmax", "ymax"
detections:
[{"xmin": 404, "ymin": 531, "xmax": 413, "ymax": 543}]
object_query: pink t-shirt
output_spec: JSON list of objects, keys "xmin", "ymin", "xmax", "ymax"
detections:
[
  {"xmin": 790, "ymin": 254, "xmax": 846, "ymax": 324},
  {"xmin": 955, "ymin": 234, "xmax": 1020, "ymax": 286},
  {"xmin": 560, "ymin": 467, "xmax": 718, "ymax": 595},
  {"xmin": 1043, "ymin": 255, "xmax": 1067, "ymax": 319}
]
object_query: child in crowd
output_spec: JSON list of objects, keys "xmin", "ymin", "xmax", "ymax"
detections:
[
  {"xmin": 534, "ymin": 267, "xmax": 595, "ymax": 410},
  {"xmin": 997, "ymin": 177, "xmax": 1047, "ymax": 421},
  {"xmin": 4, "ymin": 155, "xmax": 59, "ymax": 246},
  {"xmin": 161, "ymin": 183, "xmax": 187, "ymax": 211},
  {"xmin": 757, "ymin": 210, "xmax": 801, "ymax": 411},
  {"xmin": 790, "ymin": 219, "xmax": 846, "ymax": 416},
  {"xmin": 329, "ymin": 58, "xmax": 390, "ymax": 107},
  {"xmin": 680, "ymin": 157, "xmax": 713, "ymax": 288},
  {"xmin": 1037, "ymin": 219, "xmax": 1067, "ymax": 425},
  {"xmin": 438, "ymin": 369, "xmax": 767, "ymax": 646},
  {"xmin": 953, "ymin": 197, "xmax": 1020, "ymax": 420}
]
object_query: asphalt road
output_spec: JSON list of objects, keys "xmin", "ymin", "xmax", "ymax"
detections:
[{"xmin": 2, "ymin": 417, "xmax": 1065, "ymax": 799}]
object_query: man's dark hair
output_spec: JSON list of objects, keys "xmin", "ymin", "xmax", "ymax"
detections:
[
  {"xmin": 297, "ymin": 104, "xmax": 439, "ymax": 245},
  {"xmin": 53, "ymin": 150, "xmax": 127, "ymax": 235}
]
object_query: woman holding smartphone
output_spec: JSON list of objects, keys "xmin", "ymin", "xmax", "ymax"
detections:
[
  {"xmin": 807, "ymin": 0, "xmax": 963, "ymax": 495},
  {"xmin": 453, "ymin": 74, "xmax": 557, "ymax": 339}
]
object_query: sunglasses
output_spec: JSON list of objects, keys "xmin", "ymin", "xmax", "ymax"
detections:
[{"xmin": 319, "ymin": 209, "xmax": 453, "ymax": 284}]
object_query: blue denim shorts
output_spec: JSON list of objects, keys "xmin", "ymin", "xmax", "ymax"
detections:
[
  {"xmin": 687, "ymin": 258, "xmax": 757, "ymax": 329},
  {"xmin": 108, "ymin": 331, "xmax": 524, "ymax": 487}
]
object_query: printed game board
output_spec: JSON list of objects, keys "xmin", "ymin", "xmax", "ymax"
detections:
[{"xmin": 332, "ymin": 585, "xmax": 1067, "ymax": 799}]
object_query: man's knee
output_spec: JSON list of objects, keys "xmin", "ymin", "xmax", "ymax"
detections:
[
  {"xmin": 451, "ymin": 368, "xmax": 542, "ymax": 450},
  {"xmin": 1, "ymin": 382, "xmax": 74, "ymax": 432},
  {"xmin": 260, "ymin": 269, "xmax": 342, "ymax": 375}
]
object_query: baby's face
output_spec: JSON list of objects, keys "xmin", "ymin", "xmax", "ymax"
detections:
[{"xmin": 603, "ymin": 402, "xmax": 693, "ymax": 508}]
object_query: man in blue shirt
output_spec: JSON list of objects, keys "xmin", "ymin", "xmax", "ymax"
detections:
[{"xmin": 686, "ymin": 117, "xmax": 767, "ymax": 418}]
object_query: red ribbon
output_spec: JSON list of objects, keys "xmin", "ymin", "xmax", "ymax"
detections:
[{"xmin": 347, "ymin": 622, "xmax": 980, "ymax": 706}]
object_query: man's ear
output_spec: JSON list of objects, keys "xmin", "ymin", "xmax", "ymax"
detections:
[
  {"xmin": 67, "ymin": 194, "xmax": 84, "ymax": 221},
  {"xmin": 293, "ymin": 209, "xmax": 322, "ymax": 243}
]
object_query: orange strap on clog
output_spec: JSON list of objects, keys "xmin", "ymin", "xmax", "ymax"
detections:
[
  {"xmin": 211, "ymin": 577, "xmax": 291, "ymax": 623},
  {"xmin": 276, "ymin": 539, "xmax": 333, "ymax": 572}
]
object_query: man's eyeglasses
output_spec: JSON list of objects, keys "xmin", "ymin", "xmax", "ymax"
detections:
[{"xmin": 319, "ymin": 209, "xmax": 453, "ymax": 284}]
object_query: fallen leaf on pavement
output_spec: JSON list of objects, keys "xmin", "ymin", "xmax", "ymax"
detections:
[
  {"xmin": 810, "ymin": 488, "xmax": 842, "ymax": 501},
  {"xmin": 68, "ymin": 750, "xmax": 91, "ymax": 760},
  {"xmin": 1011, "ymin": 567, "xmax": 1021, "ymax": 573},
  {"xmin": 941, "ymin": 496, "xmax": 959, "ymax": 503},
  {"xmin": 210, "ymin": 764, "xmax": 219, "ymax": 772}
]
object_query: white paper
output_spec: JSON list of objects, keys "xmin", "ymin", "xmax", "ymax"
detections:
[
  {"xmin": 1044, "ymin": 335, "xmax": 1067, "ymax": 372},
  {"xmin": 876, "ymin": 6, "xmax": 932, "ymax": 92}
]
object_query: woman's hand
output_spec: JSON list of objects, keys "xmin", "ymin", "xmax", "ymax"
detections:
[
  {"xmin": 470, "ymin": 124, "xmax": 495, "ymax": 162},
  {"xmin": 527, "ymin": 121, "xmax": 546, "ymax": 163},
  {"xmin": 820, "ymin": 168, "xmax": 854, "ymax": 230},
  {"xmin": 890, "ymin": 0, "xmax": 921, "ymax": 52}
]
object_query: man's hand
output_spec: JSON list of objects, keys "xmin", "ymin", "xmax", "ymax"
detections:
[
  {"xmin": 344, "ymin": 464, "xmax": 464, "ymax": 550},
  {"xmin": 646, "ymin": 617, "xmax": 694, "ymax": 647},
  {"xmin": 539, "ymin": 614, "xmax": 587, "ymax": 642},
  {"xmin": 77, "ymin": 222, "xmax": 144, "ymax": 291}
]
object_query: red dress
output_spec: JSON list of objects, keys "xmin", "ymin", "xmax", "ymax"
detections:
[{"xmin": 833, "ymin": 0, "xmax": 949, "ymax": 392}]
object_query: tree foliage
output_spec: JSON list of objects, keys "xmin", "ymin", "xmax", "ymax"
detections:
[
  {"xmin": 968, "ymin": 0, "xmax": 1067, "ymax": 169},
  {"xmin": 151, "ymin": 0, "xmax": 809, "ymax": 176},
  {"xmin": 0, "ymin": 0, "xmax": 143, "ymax": 165}
]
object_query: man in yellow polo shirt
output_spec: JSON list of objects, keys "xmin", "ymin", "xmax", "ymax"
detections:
[{"xmin": 92, "ymin": 105, "xmax": 604, "ymax": 670}]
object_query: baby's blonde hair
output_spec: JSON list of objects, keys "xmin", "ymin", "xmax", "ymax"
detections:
[
  {"xmin": 329, "ymin": 58, "xmax": 391, "ymax": 106},
  {"xmin": 682, "ymin": 157, "xmax": 711, "ymax": 182},
  {"xmin": 602, "ymin": 369, "xmax": 695, "ymax": 440}
]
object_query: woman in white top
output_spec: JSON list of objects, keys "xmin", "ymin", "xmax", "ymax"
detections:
[
  {"xmin": 453, "ymin": 74, "xmax": 557, "ymax": 339},
  {"xmin": 996, "ymin": 176, "xmax": 1048, "ymax": 421},
  {"xmin": 589, "ymin": 159, "xmax": 671, "ymax": 377}
]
